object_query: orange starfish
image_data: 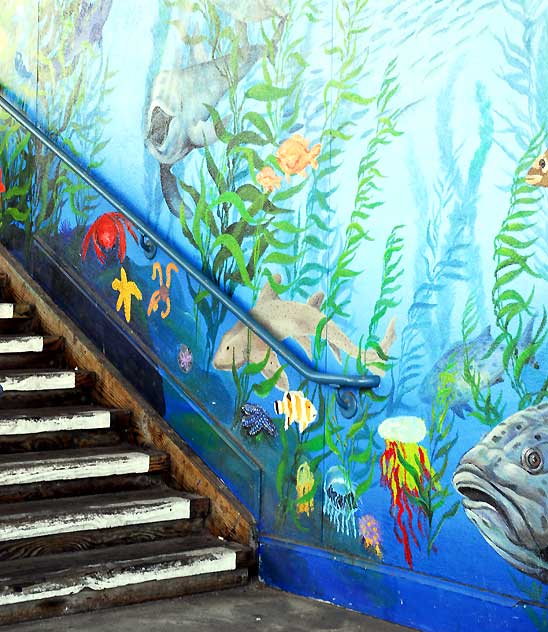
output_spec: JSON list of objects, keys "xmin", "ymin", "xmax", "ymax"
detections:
[{"xmin": 147, "ymin": 262, "xmax": 179, "ymax": 319}]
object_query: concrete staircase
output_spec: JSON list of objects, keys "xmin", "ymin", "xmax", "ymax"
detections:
[{"xmin": 0, "ymin": 272, "xmax": 252, "ymax": 626}]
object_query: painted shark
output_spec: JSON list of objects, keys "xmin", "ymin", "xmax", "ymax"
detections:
[{"xmin": 213, "ymin": 276, "xmax": 397, "ymax": 391}]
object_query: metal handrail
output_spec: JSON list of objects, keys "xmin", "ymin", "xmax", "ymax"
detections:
[{"xmin": 0, "ymin": 94, "xmax": 380, "ymax": 403}]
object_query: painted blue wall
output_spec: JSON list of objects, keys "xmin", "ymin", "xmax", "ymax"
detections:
[{"xmin": 1, "ymin": 1, "xmax": 548, "ymax": 630}]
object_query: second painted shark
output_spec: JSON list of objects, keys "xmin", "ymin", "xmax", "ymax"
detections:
[{"xmin": 213, "ymin": 275, "xmax": 397, "ymax": 391}]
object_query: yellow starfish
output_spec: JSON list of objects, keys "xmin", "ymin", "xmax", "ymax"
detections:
[{"xmin": 112, "ymin": 267, "xmax": 142, "ymax": 323}]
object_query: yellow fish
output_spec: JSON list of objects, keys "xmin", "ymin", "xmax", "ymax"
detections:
[
  {"xmin": 274, "ymin": 390, "xmax": 317, "ymax": 433},
  {"xmin": 296, "ymin": 462, "xmax": 315, "ymax": 516}
]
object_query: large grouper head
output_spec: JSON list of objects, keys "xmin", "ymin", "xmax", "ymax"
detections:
[{"xmin": 453, "ymin": 403, "xmax": 548, "ymax": 582}]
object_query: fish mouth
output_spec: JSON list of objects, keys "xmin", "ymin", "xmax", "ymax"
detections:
[
  {"xmin": 148, "ymin": 106, "xmax": 174, "ymax": 148},
  {"xmin": 453, "ymin": 463, "xmax": 547, "ymax": 577},
  {"xmin": 453, "ymin": 466, "xmax": 516, "ymax": 538},
  {"xmin": 525, "ymin": 173, "xmax": 542, "ymax": 186}
]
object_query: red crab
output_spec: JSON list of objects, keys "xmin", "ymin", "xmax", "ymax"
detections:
[{"xmin": 81, "ymin": 212, "xmax": 138, "ymax": 265}]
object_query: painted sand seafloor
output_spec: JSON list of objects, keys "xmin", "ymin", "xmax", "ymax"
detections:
[{"xmin": 1, "ymin": 0, "xmax": 548, "ymax": 626}]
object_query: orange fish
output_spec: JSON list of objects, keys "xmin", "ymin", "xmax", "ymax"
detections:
[
  {"xmin": 256, "ymin": 166, "xmax": 282, "ymax": 193},
  {"xmin": 276, "ymin": 134, "xmax": 321, "ymax": 182},
  {"xmin": 0, "ymin": 168, "xmax": 5, "ymax": 195}
]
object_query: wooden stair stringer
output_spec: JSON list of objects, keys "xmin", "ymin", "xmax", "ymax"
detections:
[{"xmin": 0, "ymin": 244, "xmax": 256, "ymax": 550}]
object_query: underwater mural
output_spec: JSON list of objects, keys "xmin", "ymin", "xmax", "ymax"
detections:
[{"xmin": 2, "ymin": 0, "xmax": 548, "ymax": 629}]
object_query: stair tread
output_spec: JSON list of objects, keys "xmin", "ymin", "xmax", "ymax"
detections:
[
  {"xmin": 0, "ymin": 335, "xmax": 57, "ymax": 342},
  {"xmin": 0, "ymin": 535, "xmax": 249, "ymax": 582},
  {"xmin": 0, "ymin": 485, "xmax": 203, "ymax": 516},
  {"xmin": 0, "ymin": 368, "xmax": 85, "ymax": 376},
  {"xmin": 0, "ymin": 370, "xmax": 95, "ymax": 393},
  {"xmin": 0, "ymin": 445, "xmax": 165, "ymax": 465},
  {"xmin": 0, "ymin": 404, "xmax": 122, "ymax": 420},
  {"xmin": 0, "ymin": 445, "xmax": 169, "ymax": 483},
  {"xmin": 0, "ymin": 303, "xmax": 33, "ymax": 319}
]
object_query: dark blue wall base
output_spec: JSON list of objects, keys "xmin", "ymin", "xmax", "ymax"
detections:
[{"xmin": 259, "ymin": 536, "xmax": 547, "ymax": 632}]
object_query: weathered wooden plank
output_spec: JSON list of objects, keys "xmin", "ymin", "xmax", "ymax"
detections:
[
  {"xmin": 0, "ymin": 406, "xmax": 113, "ymax": 436},
  {"xmin": 0, "ymin": 568, "xmax": 248, "ymax": 627},
  {"xmin": 0, "ymin": 336, "xmax": 64, "ymax": 370},
  {"xmin": 0, "ymin": 369, "xmax": 94, "ymax": 392},
  {"xmin": 0, "ymin": 428, "xmax": 121, "ymax": 454},
  {"xmin": 0, "ymin": 488, "xmax": 194, "ymax": 542},
  {"xmin": 0, "ymin": 518, "xmax": 206, "ymax": 561},
  {"xmin": 0, "ymin": 335, "xmax": 44, "ymax": 353},
  {"xmin": 0, "ymin": 305, "xmax": 35, "ymax": 335},
  {"xmin": 0, "ymin": 387, "xmax": 95, "ymax": 410},
  {"xmin": 0, "ymin": 472, "xmax": 166, "ymax": 504},
  {"xmin": 0, "ymin": 544, "xmax": 238, "ymax": 606},
  {"xmin": 0, "ymin": 446, "xmax": 167, "ymax": 485}
]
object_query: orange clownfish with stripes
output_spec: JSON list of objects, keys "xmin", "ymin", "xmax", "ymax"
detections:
[{"xmin": 274, "ymin": 391, "xmax": 318, "ymax": 433}]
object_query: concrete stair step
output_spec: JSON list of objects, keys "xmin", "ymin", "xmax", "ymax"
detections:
[{"xmin": 0, "ymin": 446, "xmax": 168, "ymax": 485}]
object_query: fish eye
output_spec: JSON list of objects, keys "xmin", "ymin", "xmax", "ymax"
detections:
[
  {"xmin": 541, "ymin": 159, "xmax": 546, "ymax": 169},
  {"xmin": 522, "ymin": 447, "xmax": 544, "ymax": 474}
]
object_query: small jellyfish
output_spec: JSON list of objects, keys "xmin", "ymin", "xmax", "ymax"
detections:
[
  {"xmin": 177, "ymin": 344, "xmax": 193, "ymax": 373},
  {"xmin": 358, "ymin": 514, "xmax": 382, "ymax": 560},
  {"xmin": 323, "ymin": 465, "xmax": 358, "ymax": 537},
  {"xmin": 378, "ymin": 416, "xmax": 433, "ymax": 569}
]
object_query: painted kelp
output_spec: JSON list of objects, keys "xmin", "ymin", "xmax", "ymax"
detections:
[{"xmin": 2, "ymin": 0, "xmax": 548, "ymax": 627}]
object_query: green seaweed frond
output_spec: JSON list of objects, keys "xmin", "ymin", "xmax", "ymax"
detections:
[
  {"xmin": 491, "ymin": 132, "xmax": 548, "ymax": 408},
  {"xmin": 461, "ymin": 293, "xmax": 505, "ymax": 426}
]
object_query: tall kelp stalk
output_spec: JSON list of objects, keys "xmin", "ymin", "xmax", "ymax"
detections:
[
  {"xmin": 512, "ymin": 576, "xmax": 548, "ymax": 632},
  {"xmin": 391, "ymin": 82, "xmax": 491, "ymax": 414},
  {"xmin": 492, "ymin": 1, "xmax": 548, "ymax": 409},
  {"xmin": 436, "ymin": 81, "xmax": 493, "ymax": 350},
  {"xmin": 461, "ymin": 293, "xmax": 505, "ymax": 426},
  {"xmin": 0, "ymin": 114, "xmax": 35, "ymax": 245},
  {"xmin": 333, "ymin": 71, "xmax": 403, "ymax": 366},
  {"xmin": 31, "ymin": 0, "xmax": 113, "ymax": 250},
  {"xmin": 390, "ymin": 174, "xmax": 453, "ymax": 413},
  {"xmin": 401, "ymin": 363, "xmax": 459, "ymax": 559},
  {"xmin": 173, "ymin": 1, "xmax": 314, "ymax": 366},
  {"xmin": 491, "ymin": 136, "xmax": 548, "ymax": 408}
]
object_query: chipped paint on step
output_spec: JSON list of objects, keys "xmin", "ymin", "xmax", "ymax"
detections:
[{"xmin": 0, "ymin": 450, "xmax": 150, "ymax": 485}]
